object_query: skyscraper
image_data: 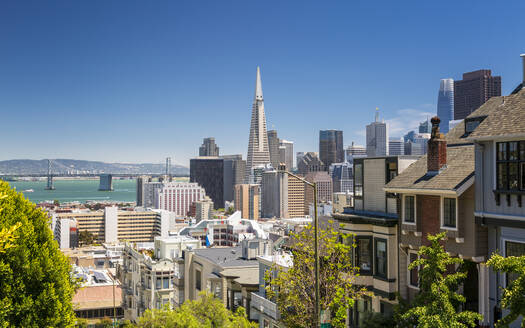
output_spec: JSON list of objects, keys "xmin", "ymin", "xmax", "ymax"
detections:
[
  {"xmin": 190, "ymin": 157, "xmax": 224, "ymax": 209},
  {"xmin": 279, "ymin": 139, "xmax": 294, "ymax": 170},
  {"xmin": 199, "ymin": 137, "xmax": 219, "ymax": 156},
  {"xmin": 267, "ymin": 130, "xmax": 280, "ymax": 169},
  {"xmin": 437, "ymin": 78, "xmax": 454, "ymax": 134},
  {"xmin": 418, "ymin": 119, "xmax": 431, "ymax": 134},
  {"xmin": 345, "ymin": 142, "xmax": 366, "ymax": 163},
  {"xmin": 366, "ymin": 110, "xmax": 388, "ymax": 157},
  {"xmin": 246, "ymin": 67, "xmax": 271, "ymax": 180},
  {"xmin": 388, "ymin": 137, "xmax": 405, "ymax": 156},
  {"xmin": 319, "ymin": 130, "xmax": 344, "ymax": 169},
  {"xmin": 454, "ymin": 70, "xmax": 501, "ymax": 120}
]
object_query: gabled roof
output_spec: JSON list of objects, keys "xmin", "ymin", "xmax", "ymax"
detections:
[
  {"xmin": 384, "ymin": 145, "xmax": 474, "ymax": 194},
  {"xmin": 467, "ymin": 88, "xmax": 525, "ymax": 139}
]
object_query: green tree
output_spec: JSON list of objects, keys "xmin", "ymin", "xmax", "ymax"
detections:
[
  {"xmin": 399, "ymin": 232, "xmax": 482, "ymax": 328},
  {"xmin": 0, "ymin": 181, "xmax": 78, "ymax": 327},
  {"xmin": 95, "ymin": 317, "xmax": 114, "ymax": 328},
  {"xmin": 78, "ymin": 230, "xmax": 95, "ymax": 246},
  {"xmin": 265, "ymin": 222, "xmax": 365, "ymax": 328},
  {"xmin": 135, "ymin": 292, "xmax": 256, "ymax": 328},
  {"xmin": 361, "ymin": 311, "xmax": 395, "ymax": 328},
  {"xmin": 487, "ymin": 252, "xmax": 525, "ymax": 327}
]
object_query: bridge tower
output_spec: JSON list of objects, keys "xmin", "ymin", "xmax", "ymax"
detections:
[{"xmin": 45, "ymin": 159, "xmax": 55, "ymax": 190}]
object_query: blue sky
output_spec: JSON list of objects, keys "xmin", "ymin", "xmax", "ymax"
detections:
[{"xmin": 1, "ymin": 0, "xmax": 524, "ymax": 166}]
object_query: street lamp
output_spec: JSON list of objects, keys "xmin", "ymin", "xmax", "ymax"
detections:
[{"xmin": 278, "ymin": 170, "xmax": 320, "ymax": 328}]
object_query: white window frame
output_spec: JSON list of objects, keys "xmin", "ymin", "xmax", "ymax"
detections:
[
  {"xmin": 502, "ymin": 238, "xmax": 525, "ymax": 287},
  {"xmin": 440, "ymin": 196, "xmax": 458, "ymax": 231},
  {"xmin": 407, "ymin": 250, "xmax": 420, "ymax": 290},
  {"xmin": 402, "ymin": 194, "xmax": 416, "ymax": 225}
]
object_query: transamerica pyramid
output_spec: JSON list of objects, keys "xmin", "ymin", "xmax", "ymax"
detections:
[{"xmin": 246, "ymin": 66, "xmax": 271, "ymax": 180}]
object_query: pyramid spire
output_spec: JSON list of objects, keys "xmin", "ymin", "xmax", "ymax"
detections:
[{"xmin": 255, "ymin": 66, "xmax": 263, "ymax": 101}]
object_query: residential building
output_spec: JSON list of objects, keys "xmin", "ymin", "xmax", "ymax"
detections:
[
  {"xmin": 287, "ymin": 175, "xmax": 307, "ymax": 218},
  {"xmin": 418, "ymin": 119, "xmax": 431, "ymax": 134},
  {"xmin": 261, "ymin": 168, "xmax": 288, "ymax": 219},
  {"xmin": 250, "ymin": 254, "xmax": 292, "ymax": 327},
  {"xmin": 437, "ymin": 78, "xmax": 455, "ymax": 133},
  {"xmin": 465, "ymin": 60, "xmax": 525, "ymax": 327},
  {"xmin": 267, "ymin": 130, "xmax": 280, "ymax": 169},
  {"xmin": 346, "ymin": 142, "xmax": 367, "ymax": 163},
  {"xmin": 366, "ymin": 111, "xmax": 389, "ymax": 157},
  {"xmin": 385, "ymin": 116, "xmax": 488, "ymax": 323},
  {"xmin": 121, "ymin": 236, "xmax": 202, "ymax": 321},
  {"xmin": 454, "ymin": 69, "xmax": 501, "ymax": 120},
  {"xmin": 305, "ymin": 171, "xmax": 332, "ymax": 212},
  {"xmin": 199, "ymin": 137, "xmax": 219, "ymax": 157},
  {"xmin": 190, "ymin": 157, "xmax": 224, "ymax": 209},
  {"xmin": 333, "ymin": 154, "xmax": 418, "ymax": 325},
  {"xmin": 72, "ymin": 267, "xmax": 124, "ymax": 325},
  {"xmin": 53, "ymin": 207, "xmax": 170, "ymax": 246},
  {"xmin": 155, "ymin": 182, "xmax": 206, "ymax": 216},
  {"xmin": 388, "ymin": 137, "xmax": 405, "ymax": 156},
  {"xmin": 279, "ymin": 139, "xmax": 294, "ymax": 171},
  {"xmin": 98, "ymin": 174, "xmax": 113, "ymax": 191},
  {"xmin": 234, "ymin": 184, "xmax": 260, "ymax": 220},
  {"xmin": 319, "ymin": 130, "xmax": 344, "ymax": 169},
  {"xmin": 297, "ymin": 152, "xmax": 325, "ymax": 175},
  {"xmin": 330, "ymin": 162, "xmax": 353, "ymax": 193},
  {"xmin": 184, "ymin": 239, "xmax": 271, "ymax": 316},
  {"xmin": 246, "ymin": 67, "xmax": 271, "ymax": 180}
]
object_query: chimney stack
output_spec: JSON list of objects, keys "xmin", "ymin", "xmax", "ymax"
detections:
[
  {"xmin": 427, "ymin": 116, "xmax": 447, "ymax": 173},
  {"xmin": 521, "ymin": 54, "xmax": 525, "ymax": 86}
]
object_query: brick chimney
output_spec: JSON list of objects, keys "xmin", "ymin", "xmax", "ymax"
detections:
[{"xmin": 427, "ymin": 116, "xmax": 447, "ymax": 173}]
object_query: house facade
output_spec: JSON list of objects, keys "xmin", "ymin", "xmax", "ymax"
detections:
[{"xmin": 333, "ymin": 155, "xmax": 418, "ymax": 326}]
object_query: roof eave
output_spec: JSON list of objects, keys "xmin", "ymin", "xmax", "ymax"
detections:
[
  {"xmin": 467, "ymin": 133, "xmax": 525, "ymax": 142},
  {"xmin": 384, "ymin": 175, "xmax": 474, "ymax": 197}
]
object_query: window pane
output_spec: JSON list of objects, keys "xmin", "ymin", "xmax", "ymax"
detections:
[
  {"xmin": 356, "ymin": 238, "xmax": 371, "ymax": 272},
  {"xmin": 163, "ymin": 277, "xmax": 169, "ymax": 289},
  {"xmin": 409, "ymin": 253, "xmax": 418, "ymax": 287},
  {"xmin": 404, "ymin": 196, "xmax": 415, "ymax": 222},
  {"xmin": 520, "ymin": 142, "xmax": 525, "ymax": 160},
  {"xmin": 506, "ymin": 241, "xmax": 525, "ymax": 285},
  {"xmin": 375, "ymin": 240, "xmax": 387, "ymax": 277},
  {"xmin": 509, "ymin": 163, "xmax": 519, "ymax": 190},
  {"xmin": 521, "ymin": 163, "xmax": 525, "ymax": 190},
  {"xmin": 354, "ymin": 164, "xmax": 363, "ymax": 185},
  {"xmin": 497, "ymin": 163, "xmax": 507, "ymax": 189},
  {"xmin": 443, "ymin": 198, "xmax": 456, "ymax": 228},
  {"xmin": 509, "ymin": 142, "xmax": 519, "ymax": 160},
  {"xmin": 497, "ymin": 142, "xmax": 507, "ymax": 161}
]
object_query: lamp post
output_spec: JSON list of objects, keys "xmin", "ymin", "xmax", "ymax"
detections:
[{"xmin": 278, "ymin": 170, "xmax": 320, "ymax": 328}]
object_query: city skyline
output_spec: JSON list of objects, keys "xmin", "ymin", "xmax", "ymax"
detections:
[{"xmin": 1, "ymin": 1, "xmax": 524, "ymax": 166}]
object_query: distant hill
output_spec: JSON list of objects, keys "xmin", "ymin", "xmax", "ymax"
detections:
[{"xmin": 0, "ymin": 159, "xmax": 189, "ymax": 176}]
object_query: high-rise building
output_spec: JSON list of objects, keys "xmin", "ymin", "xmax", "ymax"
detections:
[
  {"xmin": 246, "ymin": 67, "xmax": 271, "ymax": 180},
  {"xmin": 287, "ymin": 175, "xmax": 306, "ymax": 218},
  {"xmin": 297, "ymin": 152, "xmax": 325, "ymax": 175},
  {"xmin": 403, "ymin": 131, "xmax": 416, "ymax": 143},
  {"xmin": 305, "ymin": 171, "xmax": 333, "ymax": 212},
  {"xmin": 330, "ymin": 162, "xmax": 353, "ymax": 193},
  {"xmin": 345, "ymin": 142, "xmax": 366, "ymax": 163},
  {"xmin": 437, "ymin": 78, "xmax": 454, "ymax": 133},
  {"xmin": 319, "ymin": 130, "xmax": 344, "ymax": 169},
  {"xmin": 155, "ymin": 182, "xmax": 207, "ymax": 217},
  {"xmin": 267, "ymin": 130, "xmax": 280, "ymax": 169},
  {"xmin": 454, "ymin": 69, "xmax": 501, "ymax": 120},
  {"xmin": 404, "ymin": 141, "xmax": 425, "ymax": 156},
  {"xmin": 261, "ymin": 168, "xmax": 288, "ymax": 218},
  {"xmin": 414, "ymin": 133, "xmax": 431, "ymax": 155},
  {"xmin": 296, "ymin": 152, "xmax": 305, "ymax": 168},
  {"xmin": 366, "ymin": 110, "xmax": 388, "ymax": 157},
  {"xmin": 388, "ymin": 137, "xmax": 405, "ymax": 156},
  {"xmin": 279, "ymin": 139, "xmax": 294, "ymax": 170},
  {"xmin": 221, "ymin": 154, "xmax": 246, "ymax": 202},
  {"xmin": 199, "ymin": 137, "xmax": 219, "ymax": 157},
  {"xmin": 234, "ymin": 184, "xmax": 260, "ymax": 220},
  {"xmin": 418, "ymin": 119, "xmax": 431, "ymax": 134},
  {"xmin": 190, "ymin": 157, "xmax": 224, "ymax": 209}
]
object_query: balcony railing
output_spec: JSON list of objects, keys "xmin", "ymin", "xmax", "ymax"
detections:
[{"xmin": 250, "ymin": 292, "xmax": 279, "ymax": 320}]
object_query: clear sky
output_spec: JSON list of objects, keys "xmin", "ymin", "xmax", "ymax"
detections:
[{"xmin": 1, "ymin": 0, "xmax": 524, "ymax": 166}]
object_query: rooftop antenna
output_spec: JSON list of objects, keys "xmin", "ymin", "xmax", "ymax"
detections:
[{"xmin": 375, "ymin": 107, "xmax": 380, "ymax": 122}]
